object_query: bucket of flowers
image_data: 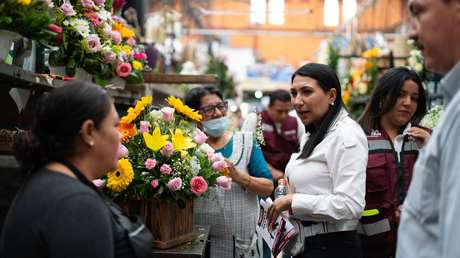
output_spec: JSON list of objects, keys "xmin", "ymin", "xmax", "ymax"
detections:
[{"xmin": 102, "ymin": 95, "xmax": 231, "ymax": 249}]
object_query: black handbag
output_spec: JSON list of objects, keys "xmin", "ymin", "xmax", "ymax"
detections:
[{"xmin": 59, "ymin": 159, "xmax": 153, "ymax": 258}]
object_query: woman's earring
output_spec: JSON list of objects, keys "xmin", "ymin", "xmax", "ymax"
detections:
[
  {"xmin": 89, "ymin": 141, "xmax": 94, "ymax": 147},
  {"xmin": 330, "ymin": 102, "xmax": 334, "ymax": 106}
]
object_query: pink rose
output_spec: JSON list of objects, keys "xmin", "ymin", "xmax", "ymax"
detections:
[
  {"xmin": 167, "ymin": 177, "xmax": 182, "ymax": 191},
  {"xmin": 150, "ymin": 179, "xmax": 159, "ymax": 188},
  {"xmin": 144, "ymin": 158, "xmax": 157, "ymax": 170},
  {"xmin": 216, "ymin": 176, "xmax": 232, "ymax": 190},
  {"xmin": 116, "ymin": 62, "xmax": 132, "ymax": 77},
  {"xmin": 94, "ymin": 0, "xmax": 105, "ymax": 6},
  {"xmin": 127, "ymin": 37, "xmax": 137, "ymax": 46},
  {"xmin": 160, "ymin": 143, "xmax": 173, "ymax": 158},
  {"xmin": 117, "ymin": 144, "xmax": 129, "ymax": 158},
  {"xmin": 80, "ymin": 0, "xmax": 95, "ymax": 9},
  {"xmin": 160, "ymin": 164, "xmax": 172, "ymax": 175},
  {"xmin": 86, "ymin": 34, "xmax": 101, "ymax": 53},
  {"xmin": 210, "ymin": 153, "xmax": 224, "ymax": 163},
  {"xmin": 104, "ymin": 51, "xmax": 116, "ymax": 63},
  {"xmin": 190, "ymin": 176, "xmax": 208, "ymax": 196},
  {"xmin": 111, "ymin": 31, "xmax": 122, "ymax": 44},
  {"xmin": 193, "ymin": 129, "xmax": 208, "ymax": 145},
  {"xmin": 92, "ymin": 179, "xmax": 105, "ymax": 188},
  {"xmin": 212, "ymin": 160, "xmax": 228, "ymax": 172},
  {"xmin": 140, "ymin": 120, "xmax": 150, "ymax": 133},
  {"xmin": 133, "ymin": 52, "xmax": 147, "ymax": 60},
  {"xmin": 60, "ymin": 2, "xmax": 76, "ymax": 17},
  {"xmin": 160, "ymin": 107, "xmax": 175, "ymax": 121}
]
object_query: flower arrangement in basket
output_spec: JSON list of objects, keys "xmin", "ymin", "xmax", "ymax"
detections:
[
  {"xmin": 49, "ymin": 0, "xmax": 146, "ymax": 85},
  {"xmin": 103, "ymin": 95, "xmax": 231, "ymax": 207}
]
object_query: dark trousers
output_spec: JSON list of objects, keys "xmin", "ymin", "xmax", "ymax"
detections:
[{"xmin": 294, "ymin": 231, "xmax": 362, "ymax": 258}]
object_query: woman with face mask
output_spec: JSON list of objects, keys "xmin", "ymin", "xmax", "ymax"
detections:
[
  {"xmin": 358, "ymin": 67, "xmax": 429, "ymax": 258},
  {"xmin": 267, "ymin": 63, "xmax": 368, "ymax": 258},
  {"xmin": 184, "ymin": 86, "xmax": 274, "ymax": 258}
]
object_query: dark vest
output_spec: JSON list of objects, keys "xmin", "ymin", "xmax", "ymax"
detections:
[
  {"xmin": 260, "ymin": 110, "xmax": 299, "ymax": 172},
  {"xmin": 361, "ymin": 128, "xmax": 419, "ymax": 258}
]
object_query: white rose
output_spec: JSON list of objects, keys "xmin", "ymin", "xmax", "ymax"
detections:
[
  {"xmin": 198, "ymin": 143, "xmax": 215, "ymax": 155},
  {"xmin": 149, "ymin": 110, "xmax": 162, "ymax": 120}
]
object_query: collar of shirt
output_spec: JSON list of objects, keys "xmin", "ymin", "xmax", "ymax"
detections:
[
  {"xmin": 394, "ymin": 122, "xmax": 412, "ymax": 162},
  {"xmin": 440, "ymin": 61, "xmax": 460, "ymax": 105}
]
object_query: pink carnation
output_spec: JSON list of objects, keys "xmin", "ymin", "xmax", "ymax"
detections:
[
  {"xmin": 80, "ymin": 0, "xmax": 95, "ymax": 9},
  {"xmin": 160, "ymin": 143, "xmax": 173, "ymax": 158},
  {"xmin": 216, "ymin": 176, "xmax": 232, "ymax": 190},
  {"xmin": 116, "ymin": 62, "xmax": 132, "ymax": 77},
  {"xmin": 193, "ymin": 129, "xmax": 208, "ymax": 145},
  {"xmin": 210, "ymin": 153, "xmax": 225, "ymax": 163},
  {"xmin": 160, "ymin": 164, "xmax": 172, "ymax": 175},
  {"xmin": 60, "ymin": 2, "xmax": 76, "ymax": 16},
  {"xmin": 133, "ymin": 52, "xmax": 147, "ymax": 60},
  {"xmin": 190, "ymin": 176, "xmax": 208, "ymax": 196},
  {"xmin": 140, "ymin": 120, "xmax": 151, "ymax": 133},
  {"xmin": 167, "ymin": 177, "xmax": 182, "ymax": 191},
  {"xmin": 144, "ymin": 158, "xmax": 157, "ymax": 170},
  {"xmin": 117, "ymin": 144, "xmax": 129, "ymax": 158},
  {"xmin": 150, "ymin": 179, "xmax": 159, "ymax": 188},
  {"xmin": 212, "ymin": 160, "xmax": 228, "ymax": 172},
  {"xmin": 160, "ymin": 107, "xmax": 175, "ymax": 121}
]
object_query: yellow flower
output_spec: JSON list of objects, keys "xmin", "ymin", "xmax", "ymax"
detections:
[
  {"xmin": 107, "ymin": 159, "xmax": 134, "ymax": 192},
  {"xmin": 18, "ymin": 0, "xmax": 31, "ymax": 6},
  {"xmin": 121, "ymin": 28, "xmax": 135, "ymax": 39},
  {"xmin": 132, "ymin": 60, "xmax": 143, "ymax": 71},
  {"xmin": 166, "ymin": 96, "xmax": 202, "ymax": 122},
  {"xmin": 122, "ymin": 45, "xmax": 132, "ymax": 56},
  {"xmin": 143, "ymin": 127, "xmax": 169, "ymax": 152},
  {"xmin": 171, "ymin": 128, "xmax": 196, "ymax": 152},
  {"xmin": 362, "ymin": 48, "xmax": 380, "ymax": 58},
  {"xmin": 121, "ymin": 96, "xmax": 152, "ymax": 124}
]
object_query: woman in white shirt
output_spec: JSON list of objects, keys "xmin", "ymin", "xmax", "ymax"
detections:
[{"xmin": 268, "ymin": 63, "xmax": 368, "ymax": 258}]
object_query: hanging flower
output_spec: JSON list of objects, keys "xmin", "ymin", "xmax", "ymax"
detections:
[{"xmin": 106, "ymin": 159, "xmax": 134, "ymax": 192}]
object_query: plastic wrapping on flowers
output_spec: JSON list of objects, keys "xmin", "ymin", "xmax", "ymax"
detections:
[
  {"xmin": 103, "ymin": 95, "xmax": 231, "ymax": 204},
  {"xmin": 48, "ymin": 0, "xmax": 147, "ymax": 85}
]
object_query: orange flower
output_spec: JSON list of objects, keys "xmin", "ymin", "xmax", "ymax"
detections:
[{"xmin": 118, "ymin": 122, "xmax": 137, "ymax": 142}]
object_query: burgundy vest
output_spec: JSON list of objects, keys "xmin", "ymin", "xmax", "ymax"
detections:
[
  {"xmin": 260, "ymin": 110, "xmax": 299, "ymax": 171},
  {"xmin": 361, "ymin": 128, "xmax": 419, "ymax": 258}
]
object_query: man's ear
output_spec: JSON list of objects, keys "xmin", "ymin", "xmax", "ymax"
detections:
[{"xmin": 80, "ymin": 119, "xmax": 96, "ymax": 147}]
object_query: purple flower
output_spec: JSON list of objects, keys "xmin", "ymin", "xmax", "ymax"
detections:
[
  {"xmin": 167, "ymin": 177, "xmax": 182, "ymax": 191},
  {"xmin": 80, "ymin": 0, "xmax": 95, "ymax": 9},
  {"xmin": 139, "ymin": 120, "xmax": 150, "ymax": 133},
  {"xmin": 94, "ymin": 0, "xmax": 105, "ymax": 6},
  {"xmin": 104, "ymin": 51, "xmax": 116, "ymax": 63},
  {"xmin": 111, "ymin": 31, "xmax": 122, "ymax": 44},
  {"xmin": 144, "ymin": 158, "xmax": 157, "ymax": 170},
  {"xmin": 160, "ymin": 107, "xmax": 175, "ymax": 122},
  {"xmin": 60, "ymin": 2, "xmax": 76, "ymax": 17},
  {"xmin": 160, "ymin": 143, "xmax": 173, "ymax": 158},
  {"xmin": 160, "ymin": 164, "xmax": 172, "ymax": 175},
  {"xmin": 86, "ymin": 34, "xmax": 101, "ymax": 53}
]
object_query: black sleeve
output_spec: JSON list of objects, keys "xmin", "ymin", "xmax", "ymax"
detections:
[{"xmin": 46, "ymin": 193, "xmax": 114, "ymax": 258}]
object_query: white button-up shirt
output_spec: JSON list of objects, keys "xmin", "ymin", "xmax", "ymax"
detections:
[{"xmin": 285, "ymin": 109, "xmax": 368, "ymax": 223}]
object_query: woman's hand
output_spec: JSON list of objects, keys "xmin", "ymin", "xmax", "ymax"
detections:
[
  {"xmin": 267, "ymin": 194, "xmax": 293, "ymax": 230},
  {"xmin": 225, "ymin": 159, "xmax": 245, "ymax": 183},
  {"xmin": 407, "ymin": 126, "xmax": 431, "ymax": 148}
]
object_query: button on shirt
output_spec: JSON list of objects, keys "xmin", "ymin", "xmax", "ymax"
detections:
[
  {"xmin": 396, "ymin": 61, "xmax": 460, "ymax": 258},
  {"xmin": 285, "ymin": 109, "xmax": 368, "ymax": 222}
]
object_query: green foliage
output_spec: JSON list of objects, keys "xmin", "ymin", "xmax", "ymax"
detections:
[{"xmin": 205, "ymin": 57, "xmax": 236, "ymax": 99}]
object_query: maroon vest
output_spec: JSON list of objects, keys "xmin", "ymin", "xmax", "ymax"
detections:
[
  {"xmin": 260, "ymin": 110, "xmax": 299, "ymax": 171},
  {"xmin": 361, "ymin": 128, "xmax": 419, "ymax": 258}
]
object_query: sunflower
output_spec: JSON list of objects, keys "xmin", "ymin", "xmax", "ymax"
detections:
[
  {"xmin": 107, "ymin": 159, "xmax": 134, "ymax": 192},
  {"xmin": 121, "ymin": 96, "xmax": 152, "ymax": 124},
  {"xmin": 166, "ymin": 96, "xmax": 202, "ymax": 122}
]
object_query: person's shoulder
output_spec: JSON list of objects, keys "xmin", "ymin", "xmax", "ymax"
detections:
[{"xmin": 335, "ymin": 116, "xmax": 367, "ymax": 148}]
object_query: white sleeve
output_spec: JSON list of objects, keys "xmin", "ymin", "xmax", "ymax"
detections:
[
  {"xmin": 296, "ymin": 116, "xmax": 305, "ymax": 144},
  {"xmin": 291, "ymin": 127, "xmax": 368, "ymax": 222}
]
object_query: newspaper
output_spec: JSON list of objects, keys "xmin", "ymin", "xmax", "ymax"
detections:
[{"xmin": 256, "ymin": 198, "xmax": 297, "ymax": 257}]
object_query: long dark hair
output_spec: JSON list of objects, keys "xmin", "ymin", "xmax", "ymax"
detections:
[
  {"xmin": 358, "ymin": 67, "xmax": 427, "ymax": 134},
  {"xmin": 292, "ymin": 63, "xmax": 344, "ymax": 159},
  {"xmin": 14, "ymin": 81, "xmax": 112, "ymax": 174},
  {"xmin": 184, "ymin": 86, "xmax": 223, "ymax": 110}
]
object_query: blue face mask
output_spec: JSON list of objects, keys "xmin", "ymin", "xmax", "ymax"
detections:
[{"xmin": 202, "ymin": 116, "xmax": 229, "ymax": 138}]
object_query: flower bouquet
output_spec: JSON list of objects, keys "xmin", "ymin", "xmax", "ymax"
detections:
[
  {"xmin": 49, "ymin": 0, "xmax": 147, "ymax": 85},
  {"xmin": 105, "ymin": 95, "xmax": 230, "ymax": 205}
]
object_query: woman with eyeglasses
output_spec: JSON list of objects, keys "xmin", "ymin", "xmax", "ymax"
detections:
[{"xmin": 184, "ymin": 86, "xmax": 274, "ymax": 258}]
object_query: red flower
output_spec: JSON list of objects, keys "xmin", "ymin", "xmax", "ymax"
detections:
[
  {"xmin": 48, "ymin": 24, "xmax": 63, "ymax": 42},
  {"xmin": 112, "ymin": 0, "xmax": 126, "ymax": 12},
  {"xmin": 116, "ymin": 62, "xmax": 132, "ymax": 77}
]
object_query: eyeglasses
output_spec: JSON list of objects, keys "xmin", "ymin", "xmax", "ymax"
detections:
[{"xmin": 199, "ymin": 101, "xmax": 228, "ymax": 116}]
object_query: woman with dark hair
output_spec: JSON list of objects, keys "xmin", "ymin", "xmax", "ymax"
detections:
[
  {"xmin": 0, "ymin": 81, "xmax": 152, "ymax": 258},
  {"xmin": 267, "ymin": 63, "xmax": 368, "ymax": 258},
  {"xmin": 184, "ymin": 86, "xmax": 273, "ymax": 258},
  {"xmin": 357, "ymin": 67, "xmax": 429, "ymax": 258}
]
